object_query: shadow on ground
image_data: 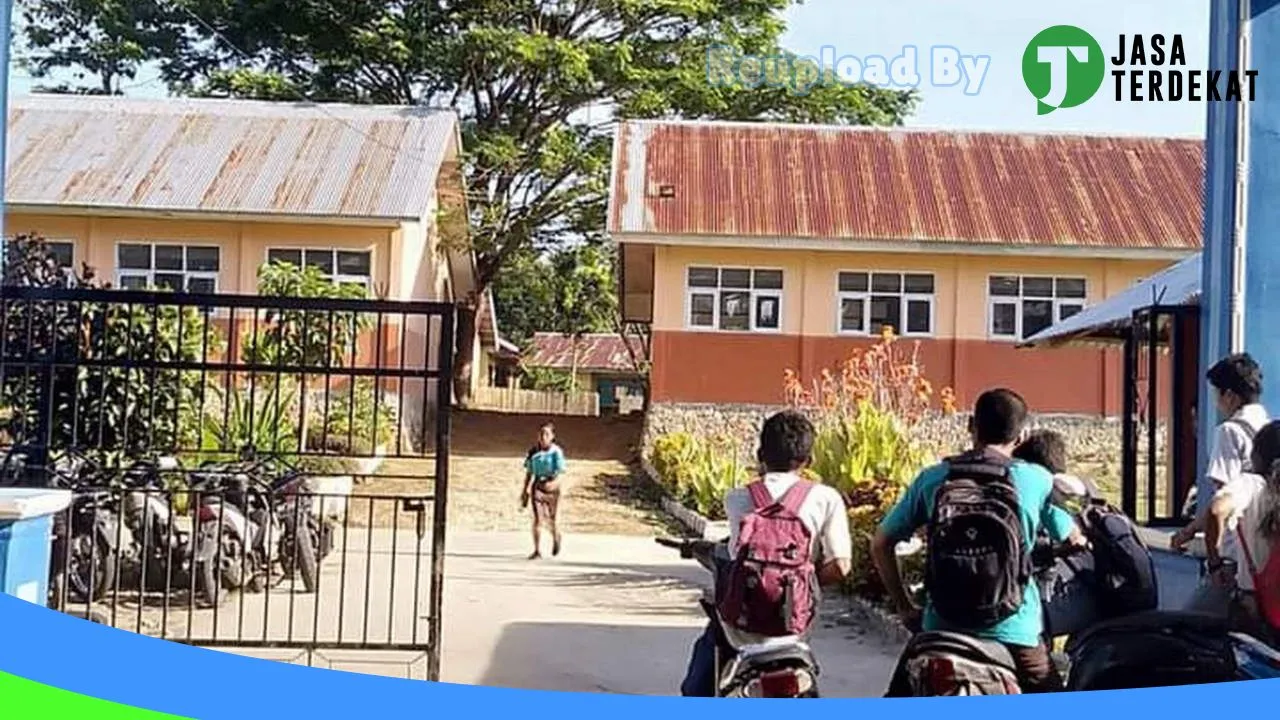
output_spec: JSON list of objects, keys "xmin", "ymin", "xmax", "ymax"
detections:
[{"xmin": 477, "ymin": 620, "xmax": 698, "ymax": 694}]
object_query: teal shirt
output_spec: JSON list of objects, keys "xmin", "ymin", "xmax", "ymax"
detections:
[
  {"xmin": 525, "ymin": 443, "xmax": 566, "ymax": 480},
  {"xmin": 879, "ymin": 455, "xmax": 1076, "ymax": 647}
]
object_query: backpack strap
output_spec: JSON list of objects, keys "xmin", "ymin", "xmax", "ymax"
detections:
[
  {"xmin": 777, "ymin": 480, "xmax": 814, "ymax": 514},
  {"xmin": 1237, "ymin": 522, "xmax": 1259, "ymax": 577},
  {"xmin": 943, "ymin": 450, "xmax": 1013, "ymax": 483},
  {"xmin": 747, "ymin": 480, "xmax": 774, "ymax": 510},
  {"xmin": 1227, "ymin": 418, "xmax": 1259, "ymax": 442},
  {"xmin": 746, "ymin": 479, "xmax": 814, "ymax": 513}
]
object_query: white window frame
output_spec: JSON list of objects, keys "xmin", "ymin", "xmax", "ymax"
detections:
[
  {"xmin": 265, "ymin": 247, "xmax": 373, "ymax": 291},
  {"xmin": 114, "ymin": 242, "xmax": 221, "ymax": 293},
  {"xmin": 835, "ymin": 270, "xmax": 937, "ymax": 338},
  {"xmin": 986, "ymin": 274, "xmax": 1088, "ymax": 342},
  {"xmin": 683, "ymin": 265, "xmax": 784, "ymax": 333}
]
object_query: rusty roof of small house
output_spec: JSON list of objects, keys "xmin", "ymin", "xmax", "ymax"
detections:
[
  {"xmin": 6, "ymin": 94, "xmax": 460, "ymax": 221},
  {"xmin": 608, "ymin": 119, "xmax": 1205, "ymax": 251},
  {"xmin": 526, "ymin": 333, "xmax": 643, "ymax": 373}
]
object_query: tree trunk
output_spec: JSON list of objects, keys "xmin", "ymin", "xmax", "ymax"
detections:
[
  {"xmin": 569, "ymin": 334, "xmax": 579, "ymax": 392},
  {"xmin": 452, "ymin": 302, "xmax": 478, "ymax": 408}
]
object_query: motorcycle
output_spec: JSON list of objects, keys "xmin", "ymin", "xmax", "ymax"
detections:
[
  {"xmin": 656, "ymin": 536, "xmax": 821, "ymax": 698},
  {"xmin": 39, "ymin": 451, "xmax": 123, "ymax": 606},
  {"xmin": 118, "ymin": 457, "xmax": 222, "ymax": 607},
  {"xmin": 189, "ymin": 455, "xmax": 327, "ymax": 594}
]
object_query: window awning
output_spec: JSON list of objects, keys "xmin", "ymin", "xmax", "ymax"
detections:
[{"xmin": 1020, "ymin": 252, "xmax": 1202, "ymax": 349}]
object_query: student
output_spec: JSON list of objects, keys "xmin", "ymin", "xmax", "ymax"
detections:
[
  {"xmin": 1192, "ymin": 419, "xmax": 1280, "ymax": 640},
  {"xmin": 1173, "ymin": 354, "xmax": 1268, "ymax": 555},
  {"xmin": 1013, "ymin": 429, "xmax": 1101, "ymax": 510},
  {"xmin": 679, "ymin": 410, "xmax": 852, "ymax": 697},
  {"xmin": 872, "ymin": 389, "xmax": 1085, "ymax": 693},
  {"xmin": 521, "ymin": 422, "xmax": 567, "ymax": 560}
]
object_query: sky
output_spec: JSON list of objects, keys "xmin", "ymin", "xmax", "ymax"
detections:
[{"xmin": 9, "ymin": 0, "xmax": 1211, "ymax": 138}]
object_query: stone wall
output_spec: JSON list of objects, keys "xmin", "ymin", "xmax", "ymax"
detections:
[{"xmin": 643, "ymin": 401, "xmax": 1162, "ymax": 469}]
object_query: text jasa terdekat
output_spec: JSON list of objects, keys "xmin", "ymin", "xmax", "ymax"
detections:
[{"xmin": 1112, "ymin": 34, "xmax": 1257, "ymax": 102}]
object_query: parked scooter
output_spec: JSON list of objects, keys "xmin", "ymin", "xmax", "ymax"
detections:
[
  {"xmin": 118, "ymin": 457, "xmax": 222, "ymax": 607},
  {"xmin": 657, "ymin": 536, "xmax": 821, "ymax": 698},
  {"xmin": 188, "ymin": 453, "xmax": 327, "ymax": 593},
  {"xmin": 41, "ymin": 451, "xmax": 123, "ymax": 606}
]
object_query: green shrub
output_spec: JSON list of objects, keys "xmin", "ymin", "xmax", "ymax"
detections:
[{"xmin": 650, "ymin": 431, "xmax": 749, "ymax": 520}]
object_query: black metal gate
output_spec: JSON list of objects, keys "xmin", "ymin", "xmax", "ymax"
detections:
[
  {"xmin": 0, "ymin": 286, "xmax": 454, "ymax": 680},
  {"xmin": 1121, "ymin": 303, "xmax": 1198, "ymax": 528}
]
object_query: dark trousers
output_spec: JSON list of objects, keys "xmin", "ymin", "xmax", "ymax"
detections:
[
  {"xmin": 1008, "ymin": 641, "xmax": 1063, "ymax": 693},
  {"xmin": 680, "ymin": 621, "xmax": 728, "ymax": 697}
]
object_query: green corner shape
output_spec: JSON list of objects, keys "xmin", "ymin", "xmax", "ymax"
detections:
[{"xmin": 0, "ymin": 670, "xmax": 193, "ymax": 719}]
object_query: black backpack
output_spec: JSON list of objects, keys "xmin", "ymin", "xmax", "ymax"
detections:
[
  {"xmin": 925, "ymin": 450, "xmax": 1029, "ymax": 629},
  {"xmin": 1078, "ymin": 500, "xmax": 1159, "ymax": 617}
]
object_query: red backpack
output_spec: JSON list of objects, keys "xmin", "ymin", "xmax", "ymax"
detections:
[
  {"xmin": 1236, "ymin": 522, "xmax": 1280, "ymax": 630},
  {"xmin": 717, "ymin": 480, "xmax": 818, "ymax": 637}
]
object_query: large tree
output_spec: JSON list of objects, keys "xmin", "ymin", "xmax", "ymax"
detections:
[{"xmin": 20, "ymin": 0, "xmax": 917, "ymax": 403}]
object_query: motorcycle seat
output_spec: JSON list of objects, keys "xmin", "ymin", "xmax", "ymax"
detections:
[
  {"xmin": 735, "ymin": 639, "xmax": 816, "ymax": 667},
  {"xmin": 1067, "ymin": 609, "xmax": 1229, "ymax": 651},
  {"xmin": 902, "ymin": 631, "xmax": 1018, "ymax": 672}
]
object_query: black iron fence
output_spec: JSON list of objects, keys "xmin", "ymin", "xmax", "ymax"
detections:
[
  {"xmin": 1121, "ymin": 303, "xmax": 1198, "ymax": 528},
  {"xmin": 0, "ymin": 286, "xmax": 455, "ymax": 680}
]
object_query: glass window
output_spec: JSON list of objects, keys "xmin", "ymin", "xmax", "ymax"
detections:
[
  {"xmin": 838, "ymin": 272, "xmax": 868, "ymax": 293},
  {"xmin": 991, "ymin": 303, "xmax": 1017, "ymax": 336},
  {"xmin": 684, "ymin": 265, "xmax": 783, "ymax": 332},
  {"xmin": 337, "ymin": 251, "xmax": 371, "ymax": 276},
  {"xmin": 687, "ymin": 267, "xmax": 718, "ymax": 288},
  {"xmin": 47, "ymin": 241, "xmax": 74, "ymax": 269},
  {"xmin": 118, "ymin": 244, "xmax": 151, "ymax": 270},
  {"xmin": 869, "ymin": 295, "xmax": 901, "ymax": 335},
  {"xmin": 906, "ymin": 299, "xmax": 931, "ymax": 334},
  {"xmin": 268, "ymin": 248, "xmax": 303, "ymax": 266},
  {"xmin": 689, "ymin": 294, "xmax": 715, "ymax": 327},
  {"xmin": 304, "ymin": 249, "xmax": 335, "ymax": 274},
  {"xmin": 115, "ymin": 243, "xmax": 220, "ymax": 293},
  {"xmin": 719, "ymin": 291, "xmax": 751, "ymax": 331},
  {"xmin": 988, "ymin": 275, "xmax": 1088, "ymax": 340},
  {"xmin": 840, "ymin": 297, "xmax": 865, "ymax": 333},
  {"xmin": 839, "ymin": 271, "xmax": 935, "ymax": 336}
]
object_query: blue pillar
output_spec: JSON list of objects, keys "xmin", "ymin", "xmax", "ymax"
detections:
[
  {"xmin": 1198, "ymin": 0, "xmax": 1242, "ymax": 505},
  {"xmin": 0, "ymin": 0, "xmax": 11, "ymax": 248},
  {"xmin": 1242, "ymin": 0, "xmax": 1280, "ymax": 420}
]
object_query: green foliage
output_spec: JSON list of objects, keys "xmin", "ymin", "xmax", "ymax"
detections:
[
  {"xmin": 305, "ymin": 378, "xmax": 397, "ymax": 456},
  {"xmin": 0, "ymin": 235, "xmax": 217, "ymax": 461},
  {"xmin": 243, "ymin": 261, "xmax": 370, "ymax": 368},
  {"xmin": 809, "ymin": 402, "xmax": 932, "ymax": 596},
  {"xmin": 650, "ymin": 431, "xmax": 750, "ymax": 521},
  {"xmin": 200, "ymin": 380, "xmax": 300, "ymax": 455},
  {"xmin": 521, "ymin": 366, "xmax": 574, "ymax": 393},
  {"xmin": 19, "ymin": 1, "xmax": 916, "ymax": 347},
  {"xmin": 18, "ymin": 0, "xmax": 186, "ymax": 95}
]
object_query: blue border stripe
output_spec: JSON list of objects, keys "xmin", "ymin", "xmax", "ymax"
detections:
[{"xmin": 1, "ymin": 595, "xmax": 1280, "ymax": 717}]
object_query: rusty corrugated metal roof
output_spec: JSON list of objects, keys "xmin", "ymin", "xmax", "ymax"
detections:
[
  {"xmin": 6, "ymin": 94, "xmax": 460, "ymax": 220},
  {"xmin": 608, "ymin": 120, "xmax": 1205, "ymax": 250},
  {"xmin": 526, "ymin": 333, "xmax": 642, "ymax": 373}
]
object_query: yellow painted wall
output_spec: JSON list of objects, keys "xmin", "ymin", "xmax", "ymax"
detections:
[
  {"xmin": 4, "ymin": 212, "xmax": 437, "ymax": 298},
  {"xmin": 651, "ymin": 245, "xmax": 1174, "ymax": 340}
]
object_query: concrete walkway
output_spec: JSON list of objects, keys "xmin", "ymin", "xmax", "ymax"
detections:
[{"xmin": 439, "ymin": 530, "xmax": 901, "ymax": 696}]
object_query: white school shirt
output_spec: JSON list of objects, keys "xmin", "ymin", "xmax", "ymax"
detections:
[
  {"xmin": 723, "ymin": 472, "xmax": 852, "ymax": 566},
  {"xmin": 1210, "ymin": 404, "xmax": 1268, "ymax": 565},
  {"xmin": 1221, "ymin": 473, "xmax": 1274, "ymax": 591}
]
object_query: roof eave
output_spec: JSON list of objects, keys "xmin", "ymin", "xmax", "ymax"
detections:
[
  {"xmin": 610, "ymin": 231, "xmax": 1196, "ymax": 261},
  {"xmin": 7, "ymin": 202, "xmax": 410, "ymax": 227}
]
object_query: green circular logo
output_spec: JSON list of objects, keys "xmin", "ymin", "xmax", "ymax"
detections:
[{"xmin": 1022, "ymin": 25, "xmax": 1105, "ymax": 115}]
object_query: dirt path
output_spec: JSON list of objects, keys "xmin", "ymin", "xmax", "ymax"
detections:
[{"xmin": 364, "ymin": 411, "xmax": 672, "ymax": 536}]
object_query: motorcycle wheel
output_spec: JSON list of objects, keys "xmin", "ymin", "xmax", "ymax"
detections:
[
  {"xmin": 280, "ymin": 517, "xmax": 322, "ymax": 593},
  {"xmin": 215, "ymin": 526, "xmax": 247, "ymax": 589},
  {"xmin": 294, "ymin": 526, "xmax": 319, "ymax": 593},
  {"xmin": 66, "ymin": 532, "xmax": 116, "ymax": 603}
]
